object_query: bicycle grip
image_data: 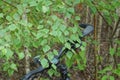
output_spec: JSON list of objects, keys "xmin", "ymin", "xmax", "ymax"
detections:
[{"xmin": 79, "ymin": 24, "xmax": 94, "ymax": 37}]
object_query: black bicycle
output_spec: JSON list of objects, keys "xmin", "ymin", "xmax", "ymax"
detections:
[{"xmin": 21, "ymin": 23, "xmax": 94, "ymax": 80}]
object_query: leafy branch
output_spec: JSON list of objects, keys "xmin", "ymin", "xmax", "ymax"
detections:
[
  {"xmin": 91, "ymin": 1, "xmax": 113, "ymax": 29},
  {"xmin": 1, "ymin": 0, "xmax": 16, "ymax": 8}
]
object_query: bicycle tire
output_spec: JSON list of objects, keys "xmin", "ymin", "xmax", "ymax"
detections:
[{"xmin": 21, "ymin": 66, "xmax": 51, "ymax": 80}]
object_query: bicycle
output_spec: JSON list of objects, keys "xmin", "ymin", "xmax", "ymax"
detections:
[{"xmin": 20, "ymin": 23, "xmax": 94, "ymax": 80}]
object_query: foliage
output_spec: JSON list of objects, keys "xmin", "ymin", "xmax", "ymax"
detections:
[
  {"xmin": 84, "ymin": 0, "xmax": 120, "ymax": 24},
  {"xmin": 0, "ymin": 0, "xmax": 84, "ymax": 77},
  {"xmin": 85, "ymin": 0, "xmax": 120, "ymax": 80},
  {"xmin": 0, "ymin": 0, "xmax": 120, "ymax": 79}
]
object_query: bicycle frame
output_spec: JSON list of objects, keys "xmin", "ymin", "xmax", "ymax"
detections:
[{"xmin": 21, "ymin": 23, "xmax": 94, "ymax": 80}]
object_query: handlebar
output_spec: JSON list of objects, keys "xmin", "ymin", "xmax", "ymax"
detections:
[
  {"xmin": 79, "ymin": 24, "xmax": 94, "ymax": 37},
  {"xmin": 20, "ymin": 23, "xmax": 94, "ymax": 80},
  {"xmin": 55, "ymin": 23, "xmax": 94, "ymax": 59}
]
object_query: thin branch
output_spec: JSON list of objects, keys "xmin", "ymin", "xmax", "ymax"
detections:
[
  {"xmin": 1, "ymin": 0, "xmax": 16, "ymax": 8},
  {"xmin": 91, "ymin": 1, "xmax": 113, "ymax": 29},
  {"xmin": 93, "ymin": 14, "xmax": 98, "ymax": 80},
  {"xmin": 111, "ymin": 17, "xmax": 120, "ymax": 38}
]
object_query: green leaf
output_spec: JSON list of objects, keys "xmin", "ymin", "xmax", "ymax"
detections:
[
  {"xmin": 6, "ymin": 49, "xmax": 13, "ymax": 60},
  {"xmin": 102, "ymin": 75, "xmax": 108, "ymax": 80},
  {"xmin": 67, "ymin": 8, "xmax": 74, "ymax": 14},
  {"xmin": 37, "ymin": 25, "xmax": 44, "ymax": 29},
  {"xmin": 53, "ymin": 49, "xmax": 58, "ymax": 55},
  {"xmin": 103, "ymin": 10, "xmax": 110, "ymax": 16},
  {"xmin": 65, "ymin": 0, "xmax": 72, "ymax": 6},
  {"xmin": 36, "ymin": 29, "xmax": 49, "ymax": 39},
  {"xmin": 29, "ymin": 1, "xmax": 38, "ymax": 7},
  {"xmin": 66, "ymin": 51, "xmax": 73, "ymax": 59},
  {"xmin": 6, "ymin": 16, "xmax": 12, "ymax": 21},
  {"xmin": 19, "ymin": 20, "xmax": 28, "ymax": 26},
  {"xmin": 48, "ymin": 69, "xmax": 54, "ymax": 77},
  {"xmin": 52, "ymin": 21, "xmax": 60, "ymax": 30},
  {"xmin": 0, "ymin": 30, "xmax": 6, "ymax": 37},
  {"xmin": 13, "ymin": 13, "xmax": 20, "ymax": 21},
  {"xmin": 18, "ymin": 52, "xmax": 25, "ymax": 60},
  {"xmin": 82, "ymin": 42, "xmax": 87, "ymax": 46},
  {"xmin": 98, "ymin": 66, "xmax": 112, "ymax": 74},
  {"xmin": 43, "ymin": 45, "xmax": 50, "ymax": 53},
  {"xmin": 80, "ymin": 0, "xmax": 84, "ymax": 3},
  {"xmin": 41, "ymin": 29, "xmax": 49, "ymax": 34},
  {"xmin": 50, "ymin": 31, "xmax": 58, "ymax": 36},
  {"xmin": 109, "ymin": 48, "xmax": 115, "ymax": 56},
  {"xmin": 80, "ymin": 46, "xmax": 85, "ymax": 51},
  {"xmin": 47, "ymin": 52, "xmax": 54, "ymax": 61},
  {"xmin": 17, "ymin": 5, "xmax": 24, "ymax": 15},
  {"xmin": 32, "ymin": 40, "xmax": 41, "ymax": 48},
  {"xmin": 65, "ymin": 42, "xmax": 71, "ymax": 49},
  {"xmin": 10, "ymin": 63, "xmax": 17, "ymax": 70},
  {"xmin": 52, "ymin": 64, "xmax": 57, "ymax": 70},
  {"xmin": 57, "ymin": 30, "xmax": 62, "ymax": 37},
  {"xmin": 110, "ymin": 76, "xmax": 115, "ymax": 80},
  {"xmin": 73, "ymin": 0, "xmax": 80, "ymax": 5},
  {"xmin": 58, "ymin": 35, "xmax": 66, "ymax": 43},
  {"xmin": 113, "ymin": 67, "xmax": 120, "ymax": 76},
  {"xmin": 76, "ymin": 59, "xmax": 85, "ymax": 70},
  {"xmin": 66, "ymin": 57, "xmax": 73, "ymax": 68},
  {"xmin": 75, "ymin": 16, "xmax": 80, "ymax": 20},
  {"xmin": 47, "ymin": 20, "xmax": 53, "ymax": 25},
  {"xmin": 1, "ymin": 48, "xmax": 7, "ymax": 56},
  {"xmin": 70, "ymin": 34, "xmax": 80, "ymax": 43},
  {"xmin": 70, "ymin": 34, "xmax": 77, "ymax": 40},
  {"xmin": 51, "ymin": 15, "xmax": 58, "ymax": 21},
  {"xmin": 90, "ymin": 6, "xmax": 97, "ymax": 14},
  {"xmin": 69, "ymin": 27, "xmax": 78, "ymax": 34},
  {"xmin": 41, "ymin": 58, "xmax": 49, "ymax": 68},
  {"xmin": 60, "ymin": 25, "xmax": 67, "ymax": 32},
  {"xmin": 115, "ymin": 40, "xmax": 120, "ymax": 44},
  {"xmin": 64, "ymin": 30, "xmax": 69, "ymax": 36},
  {"xmin": 8, "ymin": 24, "xmax": 17, "ymax": 31},
  {"xmin": 44, "ymin": 0, "xmax": 52, "ymax": 6},
  {"xmin": 42, "ymin": 6, "xmax": 49, "ymax": 13},
  {"xmin": 0, "ymin": 13, "xmax": 4, "ymax": 18},
  {"xmin": 66, "ymin": 12, "xmax": 72, "ymax": 19},
  {"xmin": 3, "ymin": 63, "xmax": 9, "ymax": 71},
  {"xmin": 75, "ymin": 43, "xmax": 80, "ymax": 48},
  {"xmin": 40, "ymin": 39, "xmax": 47, "ymax": 46},
  {"xmin": 8, "ymin": 69, "xmax": 14, "ymax": 76},
  {"xmin": 13, "ymin": 38, "xmax": 21, "ymax": 48},
  {"xmin": 36, "ymin": 33, "xmax": 43, "ymax": 39}
]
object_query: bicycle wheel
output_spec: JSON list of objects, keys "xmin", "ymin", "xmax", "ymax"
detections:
[
  {"xmin": 28, "ymin": 70, "xmax": 51, "ymax": 80},
  {"xmin": 21, "ymin": 66, "xmax": 52, "ymax": 80}
]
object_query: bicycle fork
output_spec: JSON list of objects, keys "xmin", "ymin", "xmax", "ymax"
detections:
[{"xmin": 57, "ymin": 64, "xmax": 70, "ymax": 80}]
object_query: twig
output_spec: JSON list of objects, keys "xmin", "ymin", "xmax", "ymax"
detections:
[
  {"xmin": 93, "ymin": 14, "xmax": 98, "ymax": 80},
  {"xmin": 91, "ymin": 1, "xmax": 113, "ymax": 29},
  {"xmin": 1, "ymin": 0, "xmax": 16, "ymax": 8},
  {"xmin": 111, "ymin": 17, "xmax": 120, "ymax": 38}
]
